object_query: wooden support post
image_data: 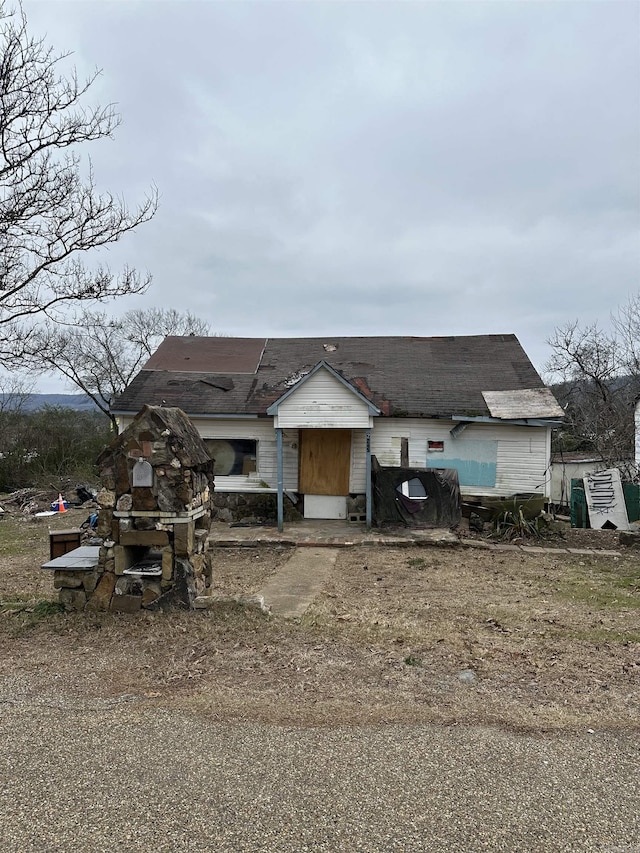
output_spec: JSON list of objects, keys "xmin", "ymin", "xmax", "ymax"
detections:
[
  {"xmin": 276, "ymin": 427, "xmax": 284, "ymax": 532},
  {"xmin": 365, "ymin": 428, "xmax": 372, "ymax": 528}
]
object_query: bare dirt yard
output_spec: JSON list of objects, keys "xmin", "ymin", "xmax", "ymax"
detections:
[{"xmin": 1, "ymin": 506, "xmax": 639, "ymax": 732}]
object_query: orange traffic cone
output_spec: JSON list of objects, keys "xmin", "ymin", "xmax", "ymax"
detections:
[{"xmin": 57, "ymin": 493, "xmax": 67, "ymax": 513}]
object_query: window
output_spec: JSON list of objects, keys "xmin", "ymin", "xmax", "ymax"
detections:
[
  {"xmin": 396, "ymin": 477, "xmax": 428, "ymax": 500},
  {"xmin": 428, "ymin": 440, "xmax": 444, "ymax": 452},
  {"xmin": 204, "ymin": 439, "xmax": 257, "ymax": 476}
]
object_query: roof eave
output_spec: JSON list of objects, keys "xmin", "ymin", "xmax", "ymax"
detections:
[
  {"xmin": 111, "ymin": 408, "xmax": 260, "ymax": 420},
  {"xmin": 451, "ymin": 414, "xmax": 564, "ymax": 427}
]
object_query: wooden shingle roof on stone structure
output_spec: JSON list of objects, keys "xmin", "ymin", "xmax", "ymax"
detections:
[
  {"xmin": 112, "ymin": 334, "xmax": 563, "ymax": 421},
  {"xmin": 98, "ymin": 404, "xmax": 212, "ymax": 470}
]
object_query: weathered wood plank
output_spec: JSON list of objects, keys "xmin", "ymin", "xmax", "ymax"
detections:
[{"xmin": 299, "ymin": 429, "xmax": 351, "ymax": 495}]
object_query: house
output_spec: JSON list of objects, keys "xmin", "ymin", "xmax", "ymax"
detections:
[
  {"xmin": 549, "ymin": 452, "xmax": 610, "ymax": 509},
  {"xmin": 112, "ymin": 334, "xmax": 564, "ymax": 528}
]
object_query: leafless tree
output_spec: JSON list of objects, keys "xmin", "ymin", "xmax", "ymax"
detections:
[
  {"xmin": 546, "ymin": 294, "xmax": 640, "ymax": 471},
  {"xmin": 612, "ymin": 291, "xmax": 640, "ymax": 377},
  {"xmin": 25, "ymin": 308, "xmax": 210, "ymax": 428},
  {"xmin": 0, "ymin": 372, "xmax": 32, "ymax": 414},
  {"xmin": 0, "ymin": 3, "xmax": 157, "ymax": 362}
]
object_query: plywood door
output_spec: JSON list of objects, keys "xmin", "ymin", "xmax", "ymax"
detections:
[{"xmin": 299, "ymin": 429, "xmax": 351, "ymax": 495}]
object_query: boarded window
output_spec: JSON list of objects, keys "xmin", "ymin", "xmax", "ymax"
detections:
[{"xmin": 204, "ymin": 439, "xmax": 257, "ymax": 476}]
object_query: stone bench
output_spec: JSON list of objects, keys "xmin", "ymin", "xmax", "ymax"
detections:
[{"xmin": 41, "ymin": 546, "xmax": 101, "ymax": 571}]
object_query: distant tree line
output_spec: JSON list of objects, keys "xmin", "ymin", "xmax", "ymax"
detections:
[{"xmin": 0, "ymin": 401, "xmax": 111, "ymax": 492}]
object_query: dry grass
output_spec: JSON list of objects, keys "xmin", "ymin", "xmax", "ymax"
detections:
[
  {"xmin": 1, "ymin": 508, "xmax": 639, "ymax": 732},
  {"xmin": 207, "ymin": 546, "xmax": 291, "ymax": 595},
  {"xmin": 0, "ymin": 504, "xmax": 87, "ymax": 601}
]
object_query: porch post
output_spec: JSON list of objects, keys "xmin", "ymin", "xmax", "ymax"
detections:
[
  {"xmin": 276, "ymin": 427, "xmax": 284, "ymax": 532},
  {"xmin": 365, "ymin": 428, "xmax": 372, "ymax": 528}
]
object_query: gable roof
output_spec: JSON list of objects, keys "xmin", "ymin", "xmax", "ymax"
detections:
[
  {"xmin": 266, "ymin": 361, "xmax": 381, "ymax": 416},
  {"xmin": 112, "ymin": 334, "xmax": 559, "ymax": 421}
]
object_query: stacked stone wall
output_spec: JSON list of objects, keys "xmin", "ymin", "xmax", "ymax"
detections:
[
  {"xmin": 54, "ymin": 406, "xmax": 215, "ymax": 612},
  {"xmin": 210, "ymin": 492, "xmax": 303, "ymax": 524}
]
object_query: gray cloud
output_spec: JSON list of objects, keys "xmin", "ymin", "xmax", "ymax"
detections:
[{"xmin": 24, "ymin": 0, "xmax": 640, "ymax": 386}]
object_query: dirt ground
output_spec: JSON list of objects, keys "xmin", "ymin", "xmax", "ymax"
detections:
[{"xmin": 1, "ymin": 506, "xmax": 639, "ymax": 732}]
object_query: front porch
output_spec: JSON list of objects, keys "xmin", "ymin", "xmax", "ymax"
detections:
[
  {"xmin": 208, "ymin": 518, "xmax": 459, "ymax": 548},
  {"xmin": 267, "ymin": 361, "xmax": 381, "ymax": 530}
]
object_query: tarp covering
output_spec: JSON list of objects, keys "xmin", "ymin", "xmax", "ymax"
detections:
[{"xmin": 372, "ymin": 457, "xmax": 461, "ymax": 528}]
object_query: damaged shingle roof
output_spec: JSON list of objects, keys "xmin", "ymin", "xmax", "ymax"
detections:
[{"xmin": 112, "ymin": 334, "xmax": 557, "ymax": 419}]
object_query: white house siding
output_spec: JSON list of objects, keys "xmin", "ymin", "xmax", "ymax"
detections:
[
  {"xmin": 274, "ymin": 369, "xmax": 372, "ymax": 429},
  {"xmin": 258, "ymin": 429, "xmax": 299, "ymax": 490},
  {"xmin": 120, "ymin": 410, "xmax": 550, "ymax": 497},
  {"xmin": 350, "ymin": 430, "xmax": 367, "ymax": 493},
  {"xmin": 190, "ymin": 417, "xmax": 273, "ymax": 445},
  {"xmin": 369, "ymin": 419, "xmax": 551, "ymax": 498},
  {"xmin": 190, "ymin": 418, "xmax": 298, "ymax": 491}
]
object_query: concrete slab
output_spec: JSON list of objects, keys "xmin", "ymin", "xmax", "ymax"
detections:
[
  {"xmin": 207, "ymin": 521, "xmax": 622, "ymax": 558},
  {"xmin": 257, "ymin": 547, "xmax": 338, "ymax": 618},
  {"xmin": 41, "ymin": 546, "xmax": 101, "ymax": 571},
  {"xmin": 520, "ymin": 546, "xmax": 568, "ymax": 555},
  {"xmin": 487, "ymin": 543, "xmax": 523, "ymax": 552},
  {"xmin": 458, "ymin": 538, "xmax": 494, "ymax": 550},
  {"xmin": 209, "ymin": 521, "xmax": 460, "ymax": 549}
]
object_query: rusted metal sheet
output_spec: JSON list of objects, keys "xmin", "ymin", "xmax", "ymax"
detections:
[{"xmin": 482, "ymin": 388, "xmax": 564, "ymax": 420}]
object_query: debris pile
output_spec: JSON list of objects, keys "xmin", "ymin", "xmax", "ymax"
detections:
[{"xmin": 1, "ymin": 485, "xmax": 98, "ymax": 517}]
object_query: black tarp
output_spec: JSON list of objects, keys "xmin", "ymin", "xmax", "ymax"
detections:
[{"xmin": 372, "ymin": 456, "xmax": 461, "ymax": 528}]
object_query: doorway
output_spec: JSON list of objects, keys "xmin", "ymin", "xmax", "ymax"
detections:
[{"xmin": 298, "ymin": 429, "xmax": 351, "ymax": 518}]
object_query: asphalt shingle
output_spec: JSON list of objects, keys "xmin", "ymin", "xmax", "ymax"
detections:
[{"xmin": 112, "ymin": 334, "xmax": 551, "ymax": 419}]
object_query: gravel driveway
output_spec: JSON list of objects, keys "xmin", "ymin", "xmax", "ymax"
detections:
[{"xmin": 1, "ymin": 697, "xmax": 638, "ymax": 853}]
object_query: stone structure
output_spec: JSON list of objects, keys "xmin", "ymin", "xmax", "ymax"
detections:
[
  {"xmin": 54, "ymin": 405, "xmax": 214, "ymax": 611},
  {"xmin": 210, "ymin": 491, "xmax": 303, "ymax": 524}
]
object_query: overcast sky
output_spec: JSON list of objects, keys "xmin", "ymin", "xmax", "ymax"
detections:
[{"xmin": 22, "ymin": 0, "xmax": 640, "ymax": 390}]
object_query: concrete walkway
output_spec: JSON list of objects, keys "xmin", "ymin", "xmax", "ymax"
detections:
[{"xmin": 255, "ymin": 547, "xmax": 338, "ymax": 617}]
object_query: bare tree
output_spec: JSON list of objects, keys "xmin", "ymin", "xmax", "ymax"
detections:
[
  {"xmin": 0, "ymin": 372, "xmax": 33, "ymax": 414},
  {"xmin": 0, "ymin": 3, "xmax": 158, "ymax": 362},
  {"xmin": 546, "ymin": 295, "xmax": 640, "ymax": 471},
  {"xmin": 612, "ymin": 291, "xmax": 640, "ymax": 377},
  {"xmin": 25, "ymin": 308, "xmax": 210, "ymax": 427}
]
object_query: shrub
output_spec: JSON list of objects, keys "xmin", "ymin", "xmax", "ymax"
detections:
[
  {"xmin": 0, "ymin": 406, "xmax": 111, "ymax": 490},
  {"xmin": 492, "ymin": 508, "xmax": 542, "ymax": 541}
]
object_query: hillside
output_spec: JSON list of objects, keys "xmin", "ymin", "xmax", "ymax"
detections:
[{"xmin": 1, "ymin": 393, "xmax": 99, "ymax": 412}]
